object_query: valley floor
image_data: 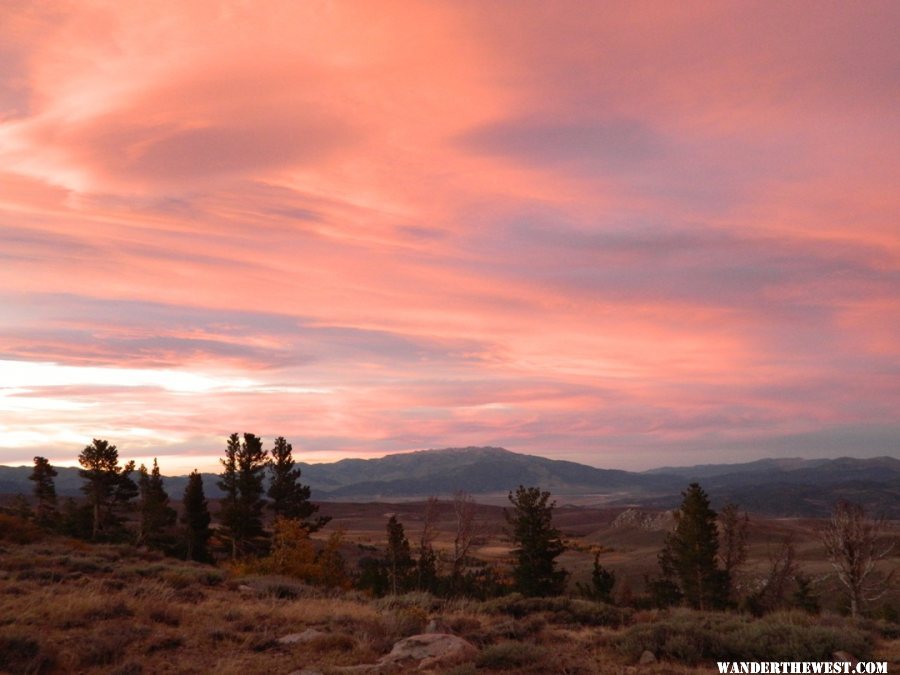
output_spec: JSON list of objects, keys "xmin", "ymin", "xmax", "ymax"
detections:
[{"xmin": 1, "ymin": 539, "xmax": 899, "ymax": 674}]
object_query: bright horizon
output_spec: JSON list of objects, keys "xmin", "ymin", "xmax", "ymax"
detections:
[{"xmin": 2, "ymin": 2, "xmax": 899, "ymax": 472}]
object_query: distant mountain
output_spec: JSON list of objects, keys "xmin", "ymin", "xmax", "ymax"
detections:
[
  {"xmin": 644, "ymin": 457, "xmax": 830, "ymax": 478},
  {"xmin": 294, "ymin": 446, "xmax": 670, "ymax": 498},
  {"xmin": 1, "ymin": 448, "xmax": 898, "ymax": 517},
  {"xmin": 0, "ymin": 465, "xmax": 212, "ymax": 503},
  {"xmin": 644, "ymin": 456, "xmax": 900, "ymax": 486}
]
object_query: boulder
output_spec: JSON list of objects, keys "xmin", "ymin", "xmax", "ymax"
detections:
[
  {"xmin": 638, "ymin": 650, "xmax": 656, "ymax": 665},
  {"xmin": 833, "ymin": 651, "xmax": 857, "ymax": 665},
  {"xmin": 380, "ymin": 633, "xmax": 477, "ymax": 671}
]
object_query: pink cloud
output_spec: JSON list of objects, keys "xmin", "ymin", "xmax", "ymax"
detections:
[{"xmin": 0, "ymin": 2, "xmax": 898, "ymax": 470}]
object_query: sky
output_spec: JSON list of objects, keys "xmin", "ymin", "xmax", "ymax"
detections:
[{"xmin": 1, "ymin": 1, "xmax": 899, "ymax": 473}]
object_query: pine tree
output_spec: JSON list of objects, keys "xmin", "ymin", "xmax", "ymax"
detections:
[
  {"xmin": 416, "ymin": 546, "xmax": 438, "ymax": 593},
  {"xmin": 217, "ymin": 433, "xmax": 240, "ymax": 558},
  {"xmin": 236, "ymin": 432, "xmax": 267, "ymax": 548},
  {"xmin": 267, "ymin": 436, "xmax": 329, "ymax": 532},
  {"xmin": 59, "ymin": 497, "xmax": 92, "ymax": 539},
  {"xmin": 385, "ymin": 515, "xmax": 413, "ymax": 595},
  {"xmin": 77, "ymin": 439, "xmax": 137, "ymax": 540},
  {"xmin": 29, "ymin": 456, "xmax": 58, "ymax": 528},
  {"xmin": 182, "ymin": 470, "xmax": 212, "ymax": 562},
  {"xmin": 578, "ymin": 552, "xmax": 616, "ymax": 603},
  {"xmin": 137, "ymin": 458, "xmax": 176, "ymax": 549},
  {"xmin": 658, "ymin": 483, "xmax": 728, "ymax": 610},
  {"xmin": 217, "ymin": 433, "xmax": 268, "ymax": 558},
  {"xmin": 506, "ymin": 485, "xmax": 567, "ymax": 596}
]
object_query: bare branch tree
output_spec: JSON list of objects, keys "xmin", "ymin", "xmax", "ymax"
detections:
[
  {"xmin": 720, "ymin": 503, "xmax": 749, "ymax": 575},
  {"xmin": 451, "ymin": 490, "xmax": 479, "ymax": 592},
  {"xmin": 719, "ymin": 502, "xmax": 750, "ymax": 601},
  {"xmin": 821, "ymin": 500, "xmax": 895, "ymax": 618},
  {"xmin": 416, "ymin": 496, "xmax": 440, "ymax": 591},
  {"xmin": 755, "ymin": 536, "xmax": 799, "ymax": 613},
  {"xmin": 419, "ymin": 496, "xmax": 440, "ymax": 552}
]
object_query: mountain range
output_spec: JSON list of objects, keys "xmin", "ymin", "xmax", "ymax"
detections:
[{"xmin": 1, "ymin": 447, "xmax": 898, "ymax": 517}]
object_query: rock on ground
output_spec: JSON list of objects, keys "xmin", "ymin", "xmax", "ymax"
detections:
[
  {"xmin": 278, "ymin": 628, "xmax": 327, "ymax": 645},
  {"xmin": 334, "ymin": 633, "xmax": 477, "ymax": 673},
  {"xmin": 832, "ymin": 651, "xmax": 857, "ymax": 665},
  {"xmin": 638, "ymin": 650, "xmax": 657, "ymax": 665},
  {"xmin": 381, "ymin": 633, "xmax": 478, "ymax": 671}
]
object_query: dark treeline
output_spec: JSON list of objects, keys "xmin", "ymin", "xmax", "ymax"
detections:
[
  {"xmin": 8, "ymin": 434, "xmax": 324, "ymax": 565},
  {"xmin": 2, "ymin": 442, "xmax": 893, "ymax": 617}
]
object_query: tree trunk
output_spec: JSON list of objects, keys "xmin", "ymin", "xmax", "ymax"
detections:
[{"xmin": 92, "ymin": 500, "xmax": 101, "ymax": 540}]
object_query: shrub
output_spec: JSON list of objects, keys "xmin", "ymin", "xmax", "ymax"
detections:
[
  {"xmin": 448, "ymin": 615, "xmax": 483, "ymax": 640},
  {"xmin": 387, "ymin": 606, "xmax": 428, "ymax": 637},
  {"xmin": 55, "ymin": 595, "xmax": 134, "ymax": 629},
  {"xmin": 614, "ymin": 609, "xmax": 874, "ymax": 665},
  {"xmin": 237, "ymin": 574, "xmax": 316, "ymax": 600},
  {"xmin": 262, "ymin": 580, "xmax": 308, "ymax": 600},
  {"xmin": 147, "ymin": 605, "xmax": 182, "ymax": 626},
  {"xmin": 85, "ymin": 598, "xmax": 134, "ymax": 622},
  {"xmin": 0, "ymin": 631, "xmax": 56, "ymax": 674},
  {"xmin": 443, "ymin": 664, "xmax": 477, "ymax": 675},
  {"xmin": 374, "ymin": 591, "xmax": 440, "ymax": 612},
  {"xmin": 476, "ymin": 641, "xmax": 549, "ymax": 670},
  {"xmin": 308, "ymin": 633, "xmax": 356, "ymax": 653},
  {"xmin": 488, "ymin": 615, "xmax": 546, "ymax": 641},
  {"xmin": 0, "ymin": 514, "xmax": 42, "ymax": 544},
  {"xmin": 76, "ymin": 627, "xmax": 138, "ymax": 667},
  {"xmin": 482, "ymin": 594, "xmax": 629, "ymax": 627},
  {"xmin": 146, "ymin": 635, "xmax": 183, "ymax": 653}
]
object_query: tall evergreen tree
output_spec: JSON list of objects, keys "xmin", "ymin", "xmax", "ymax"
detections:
[
  {"xmin": 506, "ymin": 485, "xmax": 567, "ymax": 596},
  {"xmin": 218, "ymin": 433, "xmax": 268, "ymax": 558},
  {"xmin": 77, "ymin": 439, "xmax": 137, "ymax": 540},
  {"xmin": 267, "ymin": 436, "xmax": 329, "ymax": 532},
  {"xmin": 182, "ymin": 470, "xmax": 212, "ymax": 563},
  {"xmin": 385, "ymin": 515, "xmax": 413, "ymax": 595},
  {"xmin": 137, "ymin": 458, "xmax": 176, "ymax": 549},
  {"xmin": 29, "ymin": 456, "xmax": 58, "ymax": 527},
  {"xmin": 217, "ymin": 433, "xmax": 241, "ymax": 559},
  {"xmin": 658, "ymin": 483, "xmax": 727, "ymax": 610}
]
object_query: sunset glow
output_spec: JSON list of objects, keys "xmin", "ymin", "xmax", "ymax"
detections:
[{"xmin": 1, "ymin": 2, "xmax": 898, "ymax": 471}]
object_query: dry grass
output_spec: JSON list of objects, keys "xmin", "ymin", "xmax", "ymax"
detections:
[{"xmin": 0, "ymin": 539, "xmax": 896, "ymax": 674}]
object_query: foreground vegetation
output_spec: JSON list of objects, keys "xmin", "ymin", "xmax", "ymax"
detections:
[
  {"xmin": 3, "ymin": 436, "xmax": 898, "ymax": 672},
  {"xmin": 1, "ymin": 539, "xmax": 897, "ymax": 674}
]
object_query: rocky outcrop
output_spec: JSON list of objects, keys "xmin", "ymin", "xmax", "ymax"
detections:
[{"xmin": 611, "ymin": 508, "xmax": 674, "ymax": 531}]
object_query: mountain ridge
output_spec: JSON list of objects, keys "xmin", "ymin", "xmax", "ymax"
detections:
[{"xmin": 1, "ymin": 447, "xmax": 898, "ymax": 517}]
